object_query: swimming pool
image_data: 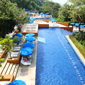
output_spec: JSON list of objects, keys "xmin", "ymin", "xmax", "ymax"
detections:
[
  {"xmin": 28, "ymin": 18, "xmax": 51, "ymax": 23},
  {"xmin": 36, "ymin": 27, "xmax": 85, "ymax": 85},
  {"xmin": 34, "ymin": 18, "xmax": 51, "ymax": 20}
]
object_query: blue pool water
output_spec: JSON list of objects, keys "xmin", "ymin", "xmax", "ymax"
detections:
[
  {"xmin": 34, "ymin": 18, "xmax": 51, "ymax": 20},
  {"xmin": 29, "ymin": 18, "xmax": 51, "ymax": 23},
  {"xmin": 36, "ymin": 27, "xmax": 85, "ymax": 85}
]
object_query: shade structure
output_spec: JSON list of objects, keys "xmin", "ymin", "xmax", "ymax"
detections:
[
  {"xmin": 13, "ymin": 36, "xmax": 21, "ymax": 41},
  {"xmin": 8, "ymin": 80, "xmax": 26, "ymax": 85},
  {"xmin": 75, "ymin": 23, "xmax": 79, "ymax": 27},
  {"xmin": 29, "ymin": 13, "xmax": 33, "ymax": 15},
  {"xmin": 28, "ymin": 11, "xmax": 30, "ymax": 13},
  {"xmin": 75, "ymin": 23, "xmax": 84, "ymax": 27},
  {"xmin": 80, "ymin": 25, "xmax": 85, "ymax": 28},
  {"xmin": 23, "ymin": 42, "xmax": 34, "ymax": 48},
  {"xmin": 81, "ymin": 23, "xmax": 84, "ymax": 25},
  {"xmin": 46, "ymin": 13, "xmax": 49, "ymax": 15},
  {"xmin": 29, "ymin": 18, "xmax": 36, "ymax": 23},
  {"xmin": 39, "ymin": 12, "xmax": 44, "ymax": 15},
  {"xmin": 35, "ymin": 10, "xmax": 37, "ymax": 13},
  {"xmin": 25, "ymin": 37, "xmax": 36, "ymax": 42},
  {"xmin": 25, "ymin": 33, "xmax": 35, "ymax": 37},
  {"xmin": 70, "ymin": 23, "xmax": 75, "ymax": 25},
  {"xmin": 20, "ymin": 47, "xmax": 33, "ymax": 56},
  {"xmin": 12, "ymin": 36, "xmax": 21, "ymax": 44},
  {"xmin": 13, "ymin": 33, "xmax": 23, "ymax": 38},
  {"xmin": 51, "ymin": 18, "xmax": 56, "ymax": 22},
  {"xmin": 25, "ymin": 9, "xmax": 28, "ymax": 11}
]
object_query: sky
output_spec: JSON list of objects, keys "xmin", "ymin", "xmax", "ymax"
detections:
[{"xmin": 50, "ymin": 0, "xmax": 69, "ymax": 6}]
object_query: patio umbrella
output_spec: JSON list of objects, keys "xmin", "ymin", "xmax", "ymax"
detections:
[
  {"xmin": 12, "ymin": 36, "xmax": 21, "ymax": 44},
  {"xmin": 51, "ymin": 18, "xmax": 56, "ymax": 22},
  {"xmin": 46, "ymin": 13, "xmax": 49, "ymax": 15},
  {"xmin": 28, "ymin": 11, "xmax": 30, "ymax": 13},
  {"xmin": 25, "ymin": 37, "xmax": 36, "ymax": 42},
  {"xmin": 75, "ymin": 23, "xmax": 79, "ymax": 27},
  {"xmin": 81, "ymin": 23, "xmax": 84, "ymax": 25},
  {"xmin": 25, "ymin": 33, "xmax": 35, "ymax": 37},
  {"xmin": 80, "ymin": 25, "xmax": 85, "ymax": 28},
  {"xmin": 70, "ymin": 23, "xmax": 75, "ymax": 25},
  {"xmin": 39, "ymin": 12, "xmax": 44, "ymax": 15},
  {"xmin": 13, "ymin": 33, "xmax": 23, "ymax": 38},
  {"xmin": 23, "ymin": 42, "xmax": 34, "ymax": 48},
  {"xmin": 35, "ymin": 10, "xmax": 37, "ymax": 13},
  {"xmin": 8, "ymin": 80, "xmax": 26, "ymax": 85},
  {"xmin": 20, "ymin": 47, "xmax": 33, "ymax": 56}
]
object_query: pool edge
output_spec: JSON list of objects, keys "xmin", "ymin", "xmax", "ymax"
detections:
[{"xmin": 66, "ymin": 36, "xmax": 85, "ymax": 66}]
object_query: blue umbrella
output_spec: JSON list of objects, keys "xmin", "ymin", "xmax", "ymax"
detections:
[
  {"xmin": 25, "ymin": 37, "xmax": 36, "ymax": 42},
  {"xmin": 70, "ymin": 23, "xmax": 75, "ymax": 25},
  {"xmin": 8, "ymin": 80, "xmax": 26, "ymax": 85},
  {"xmin": 24, "ymin": 47, "xmax": 33, "ymax": 53},
  {"xmin": 12, "ymin": 36, "xmax": 21, "ymax": 44},
  {"xmin": 75, "ymin": 23, "xmax": 79, "ymax": 27},
  {"xmin": 35, "ymin": 10, "xmax": 37, "ymax": 13},
  {"xmin": 46, "ymin": 13, "xmax": 49, "ymax": 15},
  {"xmin": 13, "ymin": 36, "xmax": 21, "ymax": 41},
  {"xmin": 25, "ymin": 9, "xmax": 28, "ymax": 11},
  {"xmin": 80, "ymin": 25, "xmax": 85, "ymax": 28},
  {"xmin": 39, "ymin": 12, "xmax": 44, "ymax": 15},
  {"xmin": 75, "ymin": 23, "xmax": 84, "ymax": 27},
  {"xmin": 81, "ymin": 23, "xmax": 84, "ymax": 25},
  {"xmin": 13, "ymin": 33, "xmax": 23, "ymax": 38},
  {"xmin": 28, "ymin": 11, "xmax": 30, "ymax": 13},
  {"xmin": 25, "ymin": 33, "xmax": 35, "ymax": 37},
  {"xmin": 23, "ymin": 42, "xmax": 34, "ymax": 48},
  {"xmin": 20, "ymin": 47, "xmax": 33, "ymax": 56},
  {"xmin": 29, "ymin": 13, "xmax": 33, "ymax": 15},
  {"xmin": 51, "ymin": 18, "xmax": 56, "ymax": 22}
]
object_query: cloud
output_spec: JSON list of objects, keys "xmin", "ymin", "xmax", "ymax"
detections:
[{"xmin": 51, "ymin": 0, "xmax": 68, "ymax": 5}]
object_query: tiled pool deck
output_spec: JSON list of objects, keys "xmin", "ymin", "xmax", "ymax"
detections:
[{"xmin": 16, "ymin": 37, "xmax": 37, "ymax": 85}]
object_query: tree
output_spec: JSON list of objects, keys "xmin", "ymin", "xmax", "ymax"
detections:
[
  {"xmin": 0, "ymin": 58, "xmax": 5, "ymax": 67},
  {"xmin": 9, "ymin": 0, "xmax": 41, "ymax": 10},
  {"xmin": 40, "ymin": 0, "xmax": 60, "ymax": 18},
  {"xmin": 69, "ymin": 0, "xmax": 85, "ymax": 31},
  {"xmin": 0, "ymin": 36, "xmax": 17, "ymax": 58},
  {"xmin": 57, "ymin": 3, "xmax": 71, "ymax": 22},
  {"xmin": 0, "ymin": 0, "xmax": 28, "ymax": 37}
]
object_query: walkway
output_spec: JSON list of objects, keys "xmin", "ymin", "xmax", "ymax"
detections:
[{"xmin": 16, "ymin": 38, "xmax": 37, "ymax": 85}]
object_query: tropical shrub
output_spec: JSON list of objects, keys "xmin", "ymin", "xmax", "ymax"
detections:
[
  {"xmin": 0, "ymin": 0, "xmax": 28, "ymax": 37},
  {"xmin": 72, "ymin": 31, "xmax": 85, "ymax": 46}
]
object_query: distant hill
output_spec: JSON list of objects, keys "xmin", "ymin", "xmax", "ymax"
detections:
[{"xmin": 9, "ymin": 0, "xmax": 44, "ymax": 10}]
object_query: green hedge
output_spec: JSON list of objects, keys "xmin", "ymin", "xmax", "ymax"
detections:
[{"xmin": 69, "ymin": 35, "xmax": 85, "ymax": 59}]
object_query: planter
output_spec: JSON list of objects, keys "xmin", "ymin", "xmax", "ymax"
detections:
[
  {"xmin": 0, "ymin": 75, "xmax": 15, "ymax": 85},
  {"xmin": 14, "ymin": 30, "xmax": 19, "ymax": 33}
]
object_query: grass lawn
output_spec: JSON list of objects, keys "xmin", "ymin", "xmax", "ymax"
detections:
[{"xmin": 69, "ymin": 35, "xmax": 85, "ymax": 59}]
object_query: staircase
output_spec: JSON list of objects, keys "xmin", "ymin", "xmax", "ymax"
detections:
[{"xmin": 0, "ymin": 62, "xmax": 19, "ymax": 78}]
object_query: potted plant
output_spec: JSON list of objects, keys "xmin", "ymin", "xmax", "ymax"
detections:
[{"xmin": 0, "ymin": 36, "xmax": 17, "ymax": 58}]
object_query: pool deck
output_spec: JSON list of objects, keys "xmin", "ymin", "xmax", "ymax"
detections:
[{"xmin": 16, "ymin": 37, "xmax": 37, "ymax": 85}]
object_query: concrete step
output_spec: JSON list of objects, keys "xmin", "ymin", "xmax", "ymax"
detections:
[
  {"xmin": 13, "ymin": 64, "xmax": 19, "ymax": 78},
  {"xmin": 0, "ymin": 62, "xmax": 7, "ymax": 74},
  {"xmin": 0, "ymin": 62, "xmax": 19, "ymax": 78}
]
